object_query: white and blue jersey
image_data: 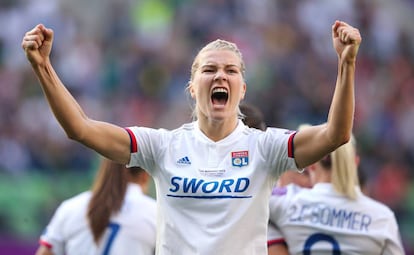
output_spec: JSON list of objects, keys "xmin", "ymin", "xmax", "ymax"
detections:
[
  {"xmin": 267, "ymin": 183, "xmax": 405, "ymax": 255},
  {"xmin": 125, "ymin": 120, "xmax": 298, "ymax": 255},
  {"xmin": 39, "ymin": 184, "xmax": 157, "ymax": 255}
]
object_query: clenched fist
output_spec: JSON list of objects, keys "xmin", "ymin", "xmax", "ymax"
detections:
[
  {"xmin": 21, "ymin": 24, "xmax": 54, "ymax": 66},
  {"xmin": 332, "ymin": 20, "xmax": 362, "ymax": 63}
]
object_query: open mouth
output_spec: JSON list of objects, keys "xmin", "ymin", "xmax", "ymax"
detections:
[{"xmin": 211, "ymin": 88, "xmax": 228, "ymax": 106}]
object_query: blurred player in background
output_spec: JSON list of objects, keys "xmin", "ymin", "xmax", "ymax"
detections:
[
  {"xmin": 275, "ymin": 127, "xmax": 370, "ymax": 192},
  {"xmin": 267, "ymin": 128, "xmax": 405, "ymax": 255},
  {"xmin": 35, "ymin": 158, "xmax": 157, "ymax": 255},
  {"xmin": 239, "ymin": 103, "xmax": 266, "ymax": 131},
  {"xmin": 240, "ymin": 103, "xmax": 312, "ymax": 189},
  {"xmin": 22, "ymin": 20, "xmax": 361, "ymax": 254},
  {"xmin": 276, "ymin": 167, "xmax": 312, "ymax": 189}
]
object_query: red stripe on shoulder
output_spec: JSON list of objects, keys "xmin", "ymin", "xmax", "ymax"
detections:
[
  {"xmin": 287, "ymin": 132, "xmax": 296, "ymax": 158},
  {"xmin": 267, "ymin": 238, "xmax": 287, "ymax": 247},
  {"xmin": 125, "ymin": 128, "xmax": 138, "ymax": 153},
  {"xmin": 39, "ymin": 239, "xmax": 52, "ymax": 249}
]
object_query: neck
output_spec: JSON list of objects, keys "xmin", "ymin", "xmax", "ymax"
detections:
[
  {"xmin": 311, "ymin": 169, "xmax": 332, "ymax": 185},
  {"xmin": 128, "ymin": 173, "xmax": 149, "ymax": 194},
  {"xmin": 198, "ymin": 116, "xmax": 239, "ymax": 142}
]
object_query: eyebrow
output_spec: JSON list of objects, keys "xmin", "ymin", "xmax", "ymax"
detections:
[{"xmin": 200, "ymin": 63, "xmax": 240, "ymax": 69}]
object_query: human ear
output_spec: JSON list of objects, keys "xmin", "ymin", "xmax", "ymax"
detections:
[
  {"xmin": 240, "ymin": 83, "xmax": 246, "ymax": 100},
  {"xmin": 188, "ymin": 82, "xmax": 196, "ymax": 99}
]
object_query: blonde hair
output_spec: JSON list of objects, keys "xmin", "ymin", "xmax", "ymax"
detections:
[
  {"xmin": 187, "ymin": 39, "xmax": 246, "ymax": 120},
  {"xmin": 298, "ymin": 124, "xmax": 359, "ymax": 200},
  {"xmin": 189, "ymin": 39, "xmax": 246, "ymax": 82},
  {"xmin": 330, "ymin": 135, "xmax": 359, "ymax": 200}
]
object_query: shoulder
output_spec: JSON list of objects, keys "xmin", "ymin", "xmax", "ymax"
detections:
[
  {"xmin": 269, "ymin": 184, "xmax": 305, "ymax": 222},
  {"xmin": 125, "ymin": 185, "xmax": 157, "ymax": 208},
  {"xmin": 265, "ymin": 127, "xmax": 296, "ymax": 136},
  {"xmin": 141, "ymin": 195, "xmax": 157, "ymax": 212},
  {"xmin": 243, "ymin": 125, "xmax": 295, "ymax": 137},
  {"xmin": 58, "ymin": 191, "xmax": 91, "ymax": 209},
  {"xmin": 269, "ymin": 184, "xmax": 308, "ymax": 208},
  {"xmin": 271, "ymin": 183, "xmax": 305, "ymax": 197},
  {"xmin": 126, "ymin": 125, "xmax": 178, "ymax": 136},
  {"xmin": 168, "ymin": 122, "xmax": 195, "ymax": 136},
  {"xmin": 126, "ymin": 124, "xmax": 190, "ymax": 145},
  {"xmin": 49, "ymin": 191, "xmax": 91, "ymax": 223},
  {"xmin": 358, "ymin": 194, "xmax": 396, "ymax": 217},
  {"xmin": 180, "ymin": 122, "xmax": 195, "ymax": 131},
  {"xmin": 269, "ymin": 184, "xmax": 306, "ymax": 211},
  {"xmin": 256, "ymin": 127, "xmax": 297, "ymax": 148}
]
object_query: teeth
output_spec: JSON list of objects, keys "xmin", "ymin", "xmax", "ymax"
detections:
[{"xmin": 212, "ymin": 88, "xmax": 227, "ymax": 94}]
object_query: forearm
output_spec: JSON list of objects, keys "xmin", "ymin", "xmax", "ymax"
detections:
[
  {"xmin": 32, "ymin": 59, "xmax": 89, "ymax": 140},
  {"xmin": 326, "ymin": 58, "xmax": 355, "ymax": 147},
  {"xmin": 22, "ymin": 24, "xmax": 131, "ymax": 164}
]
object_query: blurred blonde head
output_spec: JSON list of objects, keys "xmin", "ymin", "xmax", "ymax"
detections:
[
  {"xmin": 329, "ymin": 135, "xmax": 359, "ymax": 199},
  {"xmin": 299, "ymin": 124, "xmax": 359, "ymax": 199}
]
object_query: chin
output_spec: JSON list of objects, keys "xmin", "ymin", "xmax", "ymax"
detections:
[{"xmin": 211, "ymin": 112, "xmax": 235, "ymax": 122}]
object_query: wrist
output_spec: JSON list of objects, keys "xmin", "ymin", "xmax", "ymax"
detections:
[
  {"xmin": 338, "ymin": 57, "xmax": 356, "ymax": 66},
  {"xmin": 31, "ymin": 58, "xmax": 51, "ymax": 71}
]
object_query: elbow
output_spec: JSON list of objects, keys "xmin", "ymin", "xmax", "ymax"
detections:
[
  {"xmin": 64, "ymin": 125, "xmax": 86, "ymax": 142},
  {"xmin": 61, "ymin": 118, "xmax": 90, "ymax": 142},
  {"xmin": 66, "ymin": 130, "xmax": 83, "ymax": 141},
  {"xmin": 333, "ymin": 132, "xmax": 351, "ymax": 149},
  {"xmin": 325, "ymin": 123, "xmax": 352, "ymax": 150}
]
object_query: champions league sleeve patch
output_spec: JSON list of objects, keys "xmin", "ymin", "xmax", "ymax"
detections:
[
  {"xmin": 231, "ymin": 151, "xmax": 249, "ymax": 167},
  {"xmin": 272, "ymin": 186, "xmax": 287, "ymax": 196}
]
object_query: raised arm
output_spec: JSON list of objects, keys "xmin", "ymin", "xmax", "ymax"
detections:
[
  {"xmin": 293, "ymin": 20, "xmax": 362, "ymax": 168},
  {"xmin": 21, "ymin": 24, "xmax": 131, "ymax": 164}
]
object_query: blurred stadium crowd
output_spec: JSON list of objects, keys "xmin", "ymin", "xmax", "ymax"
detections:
[{"xmin": 0, "ymin": 0, "xmax": 413, "ymax": 253}]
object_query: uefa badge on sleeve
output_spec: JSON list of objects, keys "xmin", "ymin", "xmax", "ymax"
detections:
[{"xmin": 231, "ymin": 151, "xmax": 249, "ymax": 167}]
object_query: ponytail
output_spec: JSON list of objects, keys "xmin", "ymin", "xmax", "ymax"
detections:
[
  {"xmin": 297, "ymin": 123, "xmax": 359, "ymax": 199},
  {"xmin": 330, "ymin": 135, "xmax": 359, "ymax": 200},
  {"xmin": 87, "ymin": 159, "xmax": 128, "ymax": 243}
]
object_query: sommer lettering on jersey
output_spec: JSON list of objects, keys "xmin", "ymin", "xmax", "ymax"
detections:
[
  {"xmin": 268, "ymin": 183, "xmax": 405, "ymax": 255},
  {"xmin": 289, "ymin": 202, "xmax": 372, "ymax": 231}
]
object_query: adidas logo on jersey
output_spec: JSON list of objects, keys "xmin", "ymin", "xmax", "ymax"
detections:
[{"xmin": 177, "ymin": 156, "xmax": 191, "ymax": 165}]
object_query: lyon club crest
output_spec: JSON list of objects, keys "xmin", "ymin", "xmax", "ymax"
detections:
[{"xmin": 232, "ymin": 151, "xmax": 249, "ymax": 167}]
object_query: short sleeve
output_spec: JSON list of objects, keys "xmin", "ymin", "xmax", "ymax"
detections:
[
  {"xmin": 39, "ymin": 203, "xmax": 68, "ymax": 255},
  {"xmin": 267, "ymin": 221, "xmax": 285, "ymax": 247},
  {"xmin": 125, "ymin": 126, "xmax": 167, "ymax": 175},
  {"xmin": 259, "ymin": 128, "xmax": 299, "ymax": 176},
  {"xmin": 382, "ymin": 213, "xmax": 405, "ymax": 255}
]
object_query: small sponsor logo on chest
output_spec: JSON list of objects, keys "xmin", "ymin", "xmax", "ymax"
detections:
[
  {"xmin": 231, "ymin": 151, "xmax": 249, "ymax": 167},
  {"xmin": 177, "ymin": 156, "xmax": 191, "ymax": 165}
]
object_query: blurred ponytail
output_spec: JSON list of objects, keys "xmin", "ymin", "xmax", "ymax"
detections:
[
  {"xmin": 87, "ymin": 159, "xmax": 128, "ymax": 243},
  {"xmin": 297, "ymin": 123, "xmax": 359, "ymax": 199},
  {"xmin": 330, "ymin": 135, "xmax": 359, "ymax": 200}
]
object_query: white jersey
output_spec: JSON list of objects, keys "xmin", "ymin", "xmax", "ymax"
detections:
[
  {"xmin": 39, "ymin": 184, "xmax": 157, "ymax": 255},
  {"xmin": 125, "ymin": 120, "xmax": 298, "ymax": 255},
  {"xmin": 268, "ymin": 183, "xmax": 405, "ymax": 255}
]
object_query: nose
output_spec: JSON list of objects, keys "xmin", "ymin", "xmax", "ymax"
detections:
[{"xmin": 214, "ymin": 69, "xmax": 227, "ymax": 81}]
